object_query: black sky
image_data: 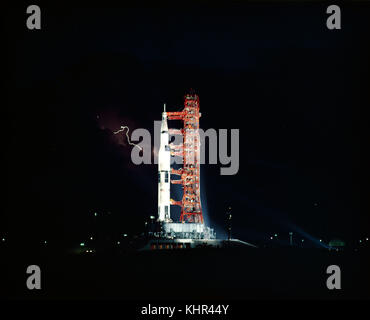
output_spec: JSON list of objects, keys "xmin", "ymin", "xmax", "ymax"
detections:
[{"xmin": 5, "ymin": 2, "xmax": 370, "ymax": 248}]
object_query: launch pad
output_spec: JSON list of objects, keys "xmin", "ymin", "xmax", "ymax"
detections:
[
  {"xmin": 141, "ymin": 238, "xmax": 256, "ymax": 250},
  {"xmin": 150, "ymin": 222, "xmax": 216, "ymax": 240},
  {"xmin": 162, "ymin": 222, "xmax": 215, "ymax": 239}
]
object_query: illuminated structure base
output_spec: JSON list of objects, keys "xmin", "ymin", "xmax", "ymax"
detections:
[
  {"xmin": 162, "ymin": 222, "xmax": 216, "ymax": 240},
  {"xmin": 149, "ymin": 222, "xmax": 216, "ymax": 240}
]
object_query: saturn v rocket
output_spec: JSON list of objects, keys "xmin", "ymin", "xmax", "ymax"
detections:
[{"xmin": 157, "ymin": 104, "xmax": 172, "ymax": 222}]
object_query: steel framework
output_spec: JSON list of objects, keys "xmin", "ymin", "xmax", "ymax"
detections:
[{"xmin": 167, "ymin": 93, "xmax": 203, "ymax": 224}]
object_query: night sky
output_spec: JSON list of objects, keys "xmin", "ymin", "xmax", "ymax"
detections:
[{"xmin": 5, "ymin": 2, "xmax": 370, "ymax": 249}]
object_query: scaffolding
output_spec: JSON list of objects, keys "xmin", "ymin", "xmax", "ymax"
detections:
[{"xmin": 167, "ymin": 93, "xmax": 204, "ymax": 224}]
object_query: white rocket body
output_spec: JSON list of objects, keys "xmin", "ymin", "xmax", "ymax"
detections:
[{"xmin": 157, "ymin": 105, "xmax": 171, "ymax": 222}]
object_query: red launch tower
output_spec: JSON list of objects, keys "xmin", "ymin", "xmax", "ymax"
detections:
[{"xmin": 167, "ymin": 93, "xmax": 203, "ymax": 224}]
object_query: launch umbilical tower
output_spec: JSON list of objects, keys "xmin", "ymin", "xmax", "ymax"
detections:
[{"xmin": 167, "ymin": 93, "xmax": 203, "ymax": 224}]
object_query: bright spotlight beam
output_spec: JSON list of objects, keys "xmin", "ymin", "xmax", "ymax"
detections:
[{"xmin": 113, "ymin": 125, "xmax": 142, "ymax": 151}]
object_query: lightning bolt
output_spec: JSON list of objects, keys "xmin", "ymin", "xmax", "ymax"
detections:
[{"xmin": 113, "ymin": 126, "xmax": 143, "ymax": 151}]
